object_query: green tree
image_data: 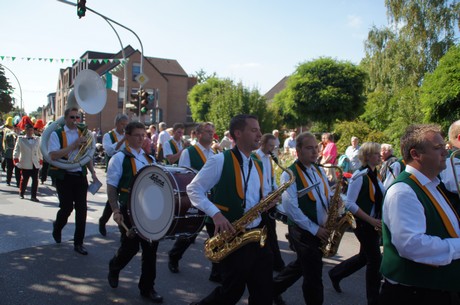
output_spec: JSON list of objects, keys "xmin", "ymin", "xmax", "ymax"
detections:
[
  {"xmin": 334, "ymin": 120, "xmax": 389, "ymax": 154},
  {"xmin": 188, "ymin": 77, "xmax": 275, "ymax": 136},
  {"xmin": 0, "ymin": 66, "xmax": 14, "ymax": 114},
  {"xmin": 421, "ymin": 45, "xmax": 460, "ymax": 131},
  {"xmin": 274, "ymin": 58, "xmax": 366, "ymax": 131}
]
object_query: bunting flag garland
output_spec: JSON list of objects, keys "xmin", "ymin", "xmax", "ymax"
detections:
[{"xmin": 0, "ymin": 56, "xmax": 128, "ymax": 65}]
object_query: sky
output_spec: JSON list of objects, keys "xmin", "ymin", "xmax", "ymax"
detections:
[{"xmin": 0, "ymin": 0, "xmax": 388, "ymax": 114}]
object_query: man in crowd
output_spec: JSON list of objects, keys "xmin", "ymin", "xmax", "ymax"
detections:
[
  {"xmin": 283, "ymin": 131, "xmax": 296, "ymax": 154},
  {"xmin": 163, "ymin": 123, "xmax": 185, "ymax": 165},
  {"xmin": 345, "ymin": 136, "xmax": 361, "ymax": 173},
  {"xmin": 379, "ymin": 143, "xmax": 398, "ymax": 185},
  {"xmin": 107, "ymin": 121, "xmax": 163, "ymax": 303},
  {"xmin": 320, "ymin": 132, "xmax": 338, "ymax": 183},
  {"xmin": 273, "ymin": 132, "xmax": 332, "ymax": 305},
  {"xmin": 48, "ymin": 107, "xmax": 99, "ymax": 255},
  {"xmin": 380, "ymin": 124, "xmax": 460, "ymax": 304},
  {"xmin": 187, "ymin": 114, "xmax": 274, "ymax": 305},
  {"xmin": 98, "ymin": 113, "xmax": 128, "ymax": 236},
  {"xmin": 156, "ymin": 122, "xmax": 170, "ymax": 162}
]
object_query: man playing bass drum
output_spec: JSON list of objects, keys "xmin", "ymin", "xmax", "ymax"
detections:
[{"xmin": 106, "ymin": 121, "xmax": 163, "ymax": 303}]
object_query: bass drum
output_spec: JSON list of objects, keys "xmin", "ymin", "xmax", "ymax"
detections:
[{"xmin": 128, "ymin": 164, "xmax": 205, "ymax": 242}]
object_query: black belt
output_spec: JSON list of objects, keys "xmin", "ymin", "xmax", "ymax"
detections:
[
  {"xmin": 383, "ymin": 279, "xmax": 450, "ymax": 296},
  {"xmin": 66, "ymin": 171, "xmax": 83, "ymax": 176}
]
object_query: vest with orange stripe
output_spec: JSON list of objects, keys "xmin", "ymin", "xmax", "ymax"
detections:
[
  {"xmin": 381, "ymin": 171, "xmax": 460, "ymax": 291},
  {"xmin": 117, "ymin": 149, "xmax": 154, "ymax": 207},
  {"xmin": 48, "ymin": 127, "xmax": 87, "ymax": 180},
  {"xmin": 211, "ymin": 150, "xmax": 263, "ymax": 223}
]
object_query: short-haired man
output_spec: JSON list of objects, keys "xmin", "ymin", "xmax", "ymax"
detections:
[
  {"xmin": 163, "ymin": 123, "xmax": 185, "ymax": 165},
  {"xmin": 49, "ymin": 107, "xmax": 99, "ymax": 255},
  {"xmin": 187, "ymin": 114, "xmax": 273, "ymax": 305},
  {"xmin": 156, "ymin": 122, "xmax": 170, "ymax": 162},
  {"xmin": 440, "ymin": 120, "xmax": 460, "ymax": 194},
  {"xmin": 167, "ymin": 122, "xmax": 217, "ymax": 275},
  {"xmin": 273, "ymin": 132, "xmax": 332, "ymax": 305},
  {"xmin": 380, "ymin": 143, "xmax": 398, "ymax": 185},
  {"xmin": 380, "ymin": 124, "xmax": 460, "ymax": 304},
  {"xmin": 98, "ymin": 113, "xmax": 129, "ymax": 236},
  {"xmin": 107, "ymin": 121, "xmax": 163, "ymax": 303},
  {"xmin": 253, "ymin": 133, "xmax": 285, "ymax": 272}
]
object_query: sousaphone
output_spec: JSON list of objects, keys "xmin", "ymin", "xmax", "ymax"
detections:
[{"xmin": 40, "ymin": 69, "xmax": 107, "ymax": 170}]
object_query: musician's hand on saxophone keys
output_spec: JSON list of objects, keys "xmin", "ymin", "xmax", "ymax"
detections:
[{"xmin": 212, "ymin": 212, "xmax": 235, "ymax": 236}]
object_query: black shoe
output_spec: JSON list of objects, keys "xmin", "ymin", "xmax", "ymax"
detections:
[
  {"xmin": 107, "ymin": 271, "xmax": 119, "ymax": 288},
  {"xmin": 74, "ymin": 245, "xmax": 88, "ymax": 255},
  {"xmin": 328, "ymin": 270, "xmax": 342, "ymax": 293},
  {"xmin": 19, "ymin": 194, "xmax": 24, "ymax": 199},
  {"xmin": 99, "ymin": 219, "xmax": 107, "ymax": 236},
  {"xmin": 52, "ymin": 222, "xmax": 61, "ymax": 243},
  {"xmin": 168, "ymin": 258, "xmax": 179, "ymax": 273},
  {"xmin": 30, "ymin": 197, "xmax": 39, "ymax": 202},
  {"xmin": 140, "ymin": 290, "xmax": 163, "ymax": 303},
  {"xmin": 273, "ymin": 294, "xmax": 287, "ymax": 305},
  {"xmin": 274, "ymin": 263, "xmax": 285, "ymax": 272}
]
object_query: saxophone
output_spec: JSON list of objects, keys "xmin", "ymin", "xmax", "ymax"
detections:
[
  {"xmin": 319, "ymin": 164, "xmax": 356, "ymax": 258},
  {"xmin": 204, "ymin": 153, "xmax": 296, "ymax": 263}
]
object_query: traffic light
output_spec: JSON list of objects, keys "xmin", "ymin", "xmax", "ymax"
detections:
[
  {"xmin": 140, "ymin": 90, "xmax": 148, "ymax": 114},
  {"xmin": 127, "ymin": 92, "xmax": 139, "ymax": 113},
  {"xmin": 77, "ymin": 0, "xmax": 86, "ymax": 18}
]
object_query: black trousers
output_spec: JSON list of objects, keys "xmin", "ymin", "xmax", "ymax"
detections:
[
  {"xmin": 330, "ymin": 220, "xmax": 382, "ymax": 305},
  {"xmin": 199, "ymin": 230, "xmax": 274, "ymax": 305},
  {"xmin": 19, "ymin": 167, "xmax": 39, "ymax": 198},
  {"xmin": 99, "ymin": 200, "xmax": 113, "ymax": 225},
  {"xmin": 379, "ymin": 280, "xmax": 459, "ymax": 305},
  {"xmin": 273, "ymin": 225, "xmax": 324, "ymax": 305},
  {"xmin": 6, "ymin": 158, "xmax": 20, "ymax": 186},
  {"xmin": 54, "ymin": 173, "xmax": 88, "ymax": 246},
  {"xmin": 168, "ymin": 233, "xmax": 197, "ymax": 261},
  {"xmin": 109, "ymin": 207, "xmax": 159, "ymax": 293},
  {"xmin": 40, "ymin": 161, "xmax": 49, "ymax": 183},
  {"xmin": 264, "ymin": 212, "xmax": 285, "ymax": 270}
]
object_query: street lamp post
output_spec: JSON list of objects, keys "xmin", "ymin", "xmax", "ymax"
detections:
[
  {"xmin": 0, "ymin": 63, "xmax": 23, "ymax": 116},
  {"xmin": 56, "ymin": 0, "xmax": 145, "ymax": 115}
]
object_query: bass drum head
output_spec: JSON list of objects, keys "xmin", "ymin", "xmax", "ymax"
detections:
[{"xmin": 129, "ymin": 165, "xmax": 175, "ymax": 241}]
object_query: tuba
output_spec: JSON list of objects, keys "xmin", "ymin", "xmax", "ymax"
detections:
[
  {"xmin": 40, "ymin": 69, "xmax": 107, "ymax": 170},
  {"xmin": 319, "ymin": 164, "xmax": 356, "ymax": 257},
  {"xmin": 204, "ymin": 154, "xmax": 296, "ymax": 263}
]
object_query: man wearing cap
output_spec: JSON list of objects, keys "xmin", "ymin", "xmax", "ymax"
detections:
[{"xmin": 13, "ymin": 123, "xmax": 42, "ymax": 202}]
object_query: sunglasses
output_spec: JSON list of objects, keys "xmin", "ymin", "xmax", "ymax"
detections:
[{"xmin": 69, "ymin": 116, "xmax": 80, "ymax": 119}]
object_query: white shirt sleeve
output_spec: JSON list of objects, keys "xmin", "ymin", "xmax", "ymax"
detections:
[
  {"xmin": 163, "ymin": 141, "xmax": 173, "ymax": 157},
  {"xmin": 186, "ymin": 154, "xmax": 223, "ymax": 218},
  {"xmin": 103, "ymin": 132, "xmax": 118, "ymax": 157},
  {"xmin": 383, "ymin": 162, "xmax": 401, "ymax": 189},
  {"xmin": 281, "ymin": 170, "xmax": 320, "ymax": 235},
  {"xmin": 440, "ymin": 159, "xmax": 459, "ymax": 193},
  {"xmin": 178, "ymin": 148, "xmax": 191, "ymax": 168},
  {"xmin": 383, "ymin": 166, "xmax": 460, "ymax": 266}
]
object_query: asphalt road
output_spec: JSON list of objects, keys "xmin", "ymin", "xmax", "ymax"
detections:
[{"xmin": 0, "ymin": 166, "xmax": 367, "ymax": 305}]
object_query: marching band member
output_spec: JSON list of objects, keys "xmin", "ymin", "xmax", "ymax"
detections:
[
  {"xmin": 167, "ymin": 122, "xmax": 218, "ymax": 279},
  {"xmin": 98, "ymin": 113, "xmax": 128, "ymax": 236},
  {"xmin": 48, "ymin": 107, "xmax": 99, "ymax": 255},
  {"xmin": 273, "ymin": 132, "xmax": 332, "ymax": 305},
  {"xmin": 106, "ymin": 121, "xmax": 163, "ymax": 303},
  {"xmin": 187, "ymin": 114, "xmax": 273, "ymax": 305},
  {"xmin": 380, "ymin": 124, "xmax": 460, "ymax": 304},
  {"xmin": 163, "ymin": 123, "xmax": 185, "ymax": 165},
  {"xmin": 328, "ymin": 142, "xmax": 384, "ymax": 305}
]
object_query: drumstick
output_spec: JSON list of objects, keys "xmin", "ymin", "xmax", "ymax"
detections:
[{"xmin": 120, "ymin": 221, "xmax": 136, "ymax": 239}]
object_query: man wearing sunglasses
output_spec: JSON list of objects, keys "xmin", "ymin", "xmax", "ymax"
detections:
[{"xmin": 48, "ymin": 107, "xmax": 99, "ymax": 255}]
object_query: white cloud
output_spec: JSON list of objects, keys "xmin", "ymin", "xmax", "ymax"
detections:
[{"xmin": 347, "ymin": 15, "xmax": 363, "ymax": 29}]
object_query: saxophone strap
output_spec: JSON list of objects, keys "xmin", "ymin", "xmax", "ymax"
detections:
[{"xmin": 296, "ymin": 160, "xmax": 328, "ymax": 212}]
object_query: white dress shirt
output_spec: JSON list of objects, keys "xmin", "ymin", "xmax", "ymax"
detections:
[
  {"xmin": 158, "ymin": 130, "xmax": 171, "ymax": 147},
  {"xmin": 106, "ymin": 148, "xmax": 151, "ymax": 188},
  {"xmin": 179, "ymin": 142, "xmax": 214, "ymax": 169},
  {"xmin": 345, "ymin": 145, "xmax": 361, "ymax": 172},
  {"xmin": 346, "ymin": 168, "xmax": 385, "ymax": 216},
  {"xmin": 102, "ymin": 129, "xmax": 125, "ymax": 157},
  {"xmin": 255, "ymin": 148, "xmax": 277, "ymax": 197},
  {"xmin": 281, "ymin": 164, "xmax": 331, "ymax": 235},
  {"xmin": 383, "ymin": 165, "xmax": 460, "ymax": 266},
  {"xmin": 163, "ymin": 139, "xmax": 183, "ymax": 158},
  {"xmin": 48, "ymin": 125, "xmax": 80, "ymax": 172},
  {"xmin": 187, "ymin": 149, "xmax": 262, "ymax": 228}
]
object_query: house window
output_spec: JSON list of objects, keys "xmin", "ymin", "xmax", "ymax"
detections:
[{"xmin": 132, "ymin": 63, "xmax": 141, "ymax": 81}]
